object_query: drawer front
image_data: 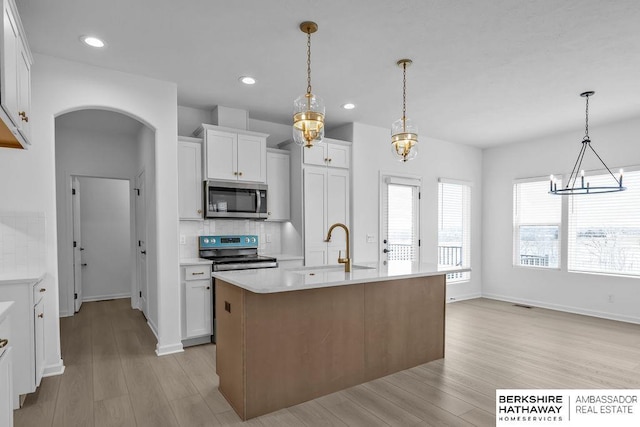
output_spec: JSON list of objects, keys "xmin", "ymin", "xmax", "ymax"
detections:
[
  {"xmin": 32, "ymin": 281, "xmax": 46, "ymax": 304},
  {"xmin": 184, "ymin": 265, "xmax": 211, "ymax": 280}
]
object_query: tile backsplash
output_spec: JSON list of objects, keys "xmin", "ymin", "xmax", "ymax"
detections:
[
  {"xmin": 179, "ymin": 219, "xmax": 284, "ymax": 259},
  {"xmin": 0, "ymin": 212, "xmax": 46, "ymax": 277}
]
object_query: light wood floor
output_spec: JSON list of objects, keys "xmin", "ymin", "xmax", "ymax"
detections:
[{"xmin": 14, "ymin": 297, "xmax": 640, "ymax": 426}]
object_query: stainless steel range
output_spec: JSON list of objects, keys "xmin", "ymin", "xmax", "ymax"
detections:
[
  {"xmin": 199, "ymin": 235, "xmax": 278, "ymax": 271},
  {"xmin": 199, "ymin": 235, "xmax": 277, "ymax": 344}
]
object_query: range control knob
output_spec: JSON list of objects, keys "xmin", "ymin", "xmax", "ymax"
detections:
[
  {"xmin": 251, "ymin": 237, "xmax": 257, "ymax": 243},
  {"xmin": 203, "ymin": 238, "xmax": 209, "ymax": 244},
  {"xmin": 212, "ymin": 238, "xmax": 216, "ymax": 244},
  {"xmin": 245, "ymin": 237, "xmax": 249, "ymax": 243}
]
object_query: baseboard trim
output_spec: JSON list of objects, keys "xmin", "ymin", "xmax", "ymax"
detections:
[
  {"xmin": 446, "ymin": 292, "xmax": 481, "ymax": 303},
  {"xmin": 182, "ymin": 335, "xmax": 213, "ymax": 348},
  {"xmin": 82, "ymin": 293, "xmax": 130, "ymax": 303},
  {"xmin": 42, "ymin": 359, "xmax": 65, "ymax": 377},
  {"xmin": 155, "ymin": 342, "xmax": 184, "ymax": 356},
  {"xmin": 482, "ymin": 293, "xmax": 640, "ymax": 325}
]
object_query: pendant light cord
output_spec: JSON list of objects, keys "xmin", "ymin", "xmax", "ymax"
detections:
[
  {"xmin": 402, "ymin": 62, "xmax": 407, "ymax": 131},
  {"xmin": 583, "ymin": 94, "xmax": 590, "ymax": 141},
  {"xmin": 306, "ymin": 30, "xmax": 312, "ymax": 95}
]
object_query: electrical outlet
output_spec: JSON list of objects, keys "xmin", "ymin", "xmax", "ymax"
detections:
[
  {"xmin": 608, "ymin": 294, "xmax": 614, "ymax": 303},
  {"xmin": 179, "ymin": 235, "xmax": 186, "ymax": 245},
  {"xmin": 266, "ymin": 234, "xmax": 272, "ymax": 243}
]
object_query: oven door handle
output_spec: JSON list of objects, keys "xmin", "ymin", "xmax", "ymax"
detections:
[{"xmin": 256, "ymin": 189, "xmax": 262, "ymax": 214}]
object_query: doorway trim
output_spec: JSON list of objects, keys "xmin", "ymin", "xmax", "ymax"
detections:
[{"xmin": 62, "ymin": 172, "xmax": 138, "ymax": 317}]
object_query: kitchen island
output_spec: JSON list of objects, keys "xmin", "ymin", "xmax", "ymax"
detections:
[{"xmin": 212, "ymin": 262, "xmax": 464, "ymax": 420}]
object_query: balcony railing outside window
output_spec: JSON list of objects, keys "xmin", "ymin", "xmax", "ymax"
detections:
[{"xmin": 438, "ymin": 245, "xmax": 464, "ymax": 280}]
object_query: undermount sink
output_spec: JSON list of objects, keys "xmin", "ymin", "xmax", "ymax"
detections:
[{"xmin": 287, "ymin": 265, "xmax": 375, "ymax": 275}]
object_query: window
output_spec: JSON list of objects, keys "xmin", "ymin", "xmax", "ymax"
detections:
[
  {"xmin": 513, "ymin": 179, "xmax": 561, "ymax": 268},
  {"xmin": 568, "ymin": 170, "xmax": 640, "ymax": 277},
  {"xmin": 438, "ymin": 180, "xmax": 471, "ymax": 281},
  {"xmin": 381, "ymin": 176, "xmax": 420, "ymax": 263}
]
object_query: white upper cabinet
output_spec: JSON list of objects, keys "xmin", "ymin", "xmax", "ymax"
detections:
[
  {"xmin": 303, "ymin": 138, "xmax": 350, "ymax": 169},
  {"xmin": 266, "ymin": 149, "xmax": 291, "ymax": 222},
  {"xmin": 0, "ymin": 0, "xmax": 32, "ymax": 149},
  {"xmin": 196, "ymin": 124, "xmax": 268, "ymax": 183},
  {"xmin": 177, "ymin": 137, "xmax": 203, "ymax": 220}
]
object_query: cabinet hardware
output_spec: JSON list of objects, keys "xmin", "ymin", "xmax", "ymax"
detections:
[
  {"xmin": 81, "ymin": 263, "xmax": 88, "ymax": 267},
  {"xmin": 0, "ymin": 338, "xmax": 8, "ymax": 348},
  {"xmin": 206, "ymin": 286, "xmax": 210, "ymax": 290},
  {"xmin": 39, "ymin": 288, "xmax": 46, "ymax": 293},
  {"xmin": 267, "ymin": 211, "xmax": 271, "ymax": 215},
  {"xmin": 197, "ymin": 209, "xmax": 202, "ymax": 214},
  {"xmin": 234, "ymin": 172, "xmax": 238, "ymax": 176},
  {"xmin": 383, "ymin": 248, "xmax": 393, "ymax": 253},
  {"xmin": 225, "ymin": 301, "xmax": 231, "ymax": 312},
  {"xmin": 239, "ymin": 172, "xmax": 243, "ymax": 176},
  {"xmin": 19, "ymin": 111, "xmax": 28, "ymax": 122},
  {"xmin": 141, "ymin": 250, "xmax": 146, "ymax": 254},
  {"xmin": 328, "ymin": 158, "xmax": 332, "ymax": 162},
  {"xmin": 192, "ymin": 272, "xmax": 205, "ymax": 275},
  {"xmin": 324, "ymin": 158, "xmax": 328, "ymax": 162},
  {"xmin": 38, "ymin": 313, "xmax": 44, "ymax": 318}
]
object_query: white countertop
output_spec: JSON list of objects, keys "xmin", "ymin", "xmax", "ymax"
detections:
[
  {"xmin": 212, "ymin": 261, "xmax": 469, "ymax": 294},
  {"xmin": 0, "ymin": 301, "xmax": 13, "ymax": 323},
  {"xmin": 269, "ymin": 253, "xmax": 304, "ymax": 261},
  {"xmin": 180, "ymin": 258, "xmax": 214, "ymax": 266},
  {"xmin": 0, "ymin": 273, "xmax": 45, "ymax": 285}
]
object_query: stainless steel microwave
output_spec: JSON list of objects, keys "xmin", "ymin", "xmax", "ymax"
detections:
[{"xmin": 204, "ymin": 181, "xmax": 268, "ymax": 219}]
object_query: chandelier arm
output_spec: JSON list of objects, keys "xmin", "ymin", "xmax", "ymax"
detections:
[
  {"xmin": 587, "ymin": 143, "xmax": 622, "ymax": 185},
  {"xmin": 572, "ymin": 143, "xmax": 588, "ymax": 188},
  {"xmin": 566, "ymin": 142, "xmax": 587, "ymax": 189}
]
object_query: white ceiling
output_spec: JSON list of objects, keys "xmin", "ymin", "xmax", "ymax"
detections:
[{"xmin": 18, "ymin": 0, "xmax": 640, "ymax": 148}]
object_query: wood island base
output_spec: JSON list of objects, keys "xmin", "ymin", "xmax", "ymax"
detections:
[{"xmin": 215, "ymin": 275, "xmax": 445, "ymax": 420}]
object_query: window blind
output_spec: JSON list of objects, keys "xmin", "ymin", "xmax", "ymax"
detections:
[
  {"xmin": 568, "ymin": 170, "xmax": 640, "ymax": 276},
  {"xmin": 513, "ymin": 179, "xmax": 562, "ymax": 268},
  {"xmin": 438, "ymin": 181, "xmax": 471, "ymax": 281}
]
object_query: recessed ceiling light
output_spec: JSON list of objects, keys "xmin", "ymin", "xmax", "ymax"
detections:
[
  {"xmin": 342, "ymin": 103, "xmax": 356, "ymax": 110},
  {"xmin": 239, "ymin": 76, "xmax": 256, "ymax": 85},
  {"xmin": 81, "ymin": 36, "xmax": 105, "ymax": 48}
]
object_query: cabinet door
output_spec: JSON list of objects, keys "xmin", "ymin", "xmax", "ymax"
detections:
[
  {"xmin": 266, "ymin": 151, "xmax": 290, "ymax": 221},
  {"xmin": 303, "ymin": 167, "xmax": 327, "ymax": 266},
  {"xmin": 185, "ymin": 280, "xmax": 212, "ymax": 338},
  {"xmin": 236, "ymin": 134, "xmax": 266, "ymax": 183},
  {"xmin": 34, "ymin": 298, "xmax": 45, "ymax": 387},
  {"xmin": 178, "ymin": 141, "xmax": 203, "ymax": 219},
  {"xmin": 2, "ymin": 2, "xmax": 19, "ymax": 127},
  {"xmin": 17, "ymin": 41, "xmax": 30, "ymax": 142},
  {"xmin": 327, "ymin": 143, "xmax": 350, "ymax": 169},
  {"xmin": 302, "ymin": 143, "xmax": 327, "ymax": 166},
  {"xmin": 327, "ymin": 169, "xmax": 350, "ymax": 265},
  {"xmin": 205, "ymin": 129, "xmax": 237, "ymax": 181},
  {"xmin": 0, "ymin": 347, "xmax": 13, "ymax": 426}
]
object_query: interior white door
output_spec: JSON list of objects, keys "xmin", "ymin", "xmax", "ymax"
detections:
[
  {"xmin": 71, "ymin": 176, "xmax": 83, "ymax": 312},
  {"xmin": 135, "ymin": 170, "xmax": 148, "ymax": 316}
]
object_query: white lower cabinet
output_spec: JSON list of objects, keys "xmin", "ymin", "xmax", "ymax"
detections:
[
  {"xmin": 0, "ymin": 347, "xmax": 13, "ymax": 427},
  {"xmin": 0, "ymin": 301, "xmax": 15, "ymax": 424},
  {"xmin": 181, "ymin": 263, "xmax": 213, "ymax": 346},
  {"xmin": 0, "ymin": 277, "xmax": 45, "ymax": 400},
  {"xmin": 276, "ymin": 259, "xmax": 304, "ymax": 269}
]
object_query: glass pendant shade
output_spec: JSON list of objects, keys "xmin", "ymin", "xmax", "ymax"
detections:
[
  {"xmin": 391, "ymin": 117, "xmax": 418, "ymax": 162},
  {"xmin": 293, "ymin": 93, "xmax": 325, "ymax": 147}
]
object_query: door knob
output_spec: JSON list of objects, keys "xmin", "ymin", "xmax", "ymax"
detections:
[
  {"xmin": 383, "ymin": 248, "xmax": 393, "ymax": 253},
  {"xmin": 38, "ymin": 313, "xmax": 44, "ymax": 318},
  {"xmin": 141, "ymin": 250, "xmax": 146, "ymax": 254},
  {"xmin": 81, "ymin": 263, "xmax": 88, "ymax": 267}
]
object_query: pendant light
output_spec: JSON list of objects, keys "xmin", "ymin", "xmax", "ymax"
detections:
[
  {"xmin": 293, "ymin": 21, "xmax": 325, "ymax": 148},
  {"xmin": 391, "ymin": 59, "xmax": 418, "ymax": 162},
  {"xmin": 549, "ymin": 92, "xmax": 625, "ymax": 195}
]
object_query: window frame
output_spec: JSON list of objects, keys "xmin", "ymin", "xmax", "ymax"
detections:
[
  {"xmin": 437, "ymin": 178, "xmax": 472, "ymax": 283},
  {"xmin": 512, "ymin": 176, "xmax": 563, "ymax": 271}
]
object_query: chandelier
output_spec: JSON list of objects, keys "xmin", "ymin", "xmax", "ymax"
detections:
[
  {"xmin": 292, "ymin": 21, "xmax": 325, "ymax": 148},
  {"xmin": 549, "ymin": 91, "xmax": 625, "ymax": 195},
  {"xmin": 391, "ymin": 59, "xmax": 418, "ymax": 162}
]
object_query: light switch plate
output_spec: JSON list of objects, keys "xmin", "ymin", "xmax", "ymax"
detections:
[
  {"xmin": 366, "ymin": 234, "xmax": 376, "ymax": 243},
  {"xmin": 266, "ymin": 234, "xmax": 272, "ymax": 243},
  {"xmin": 179, "ymin": 235, "xmax": 186, "ymax": 245}
]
